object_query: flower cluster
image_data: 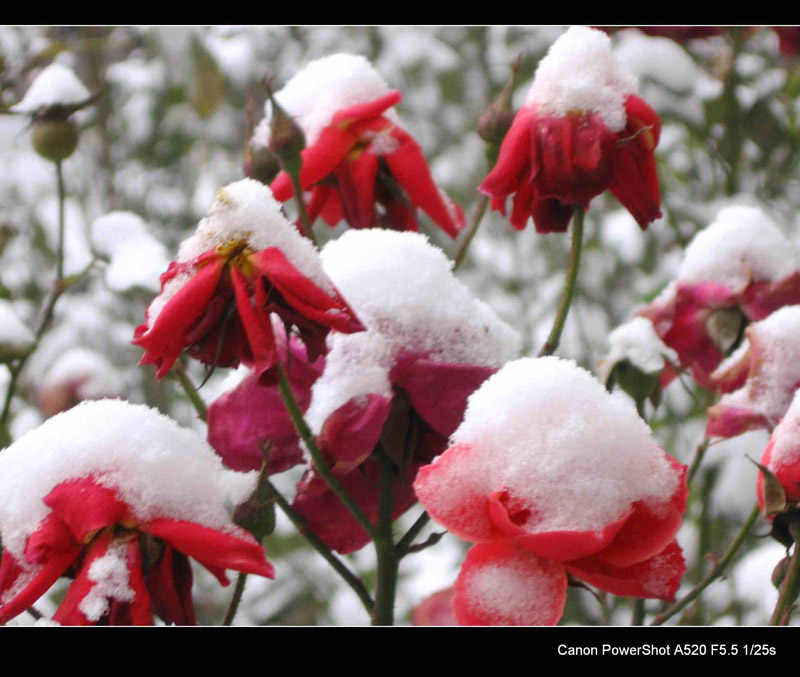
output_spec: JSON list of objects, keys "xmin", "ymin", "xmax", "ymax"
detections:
[
  {"xmin": 413, "ymin": 358, "xmax": 687, "ymax": 625},
  {"xmin": 209, "ymin": 229, "xmax": 520, "ymax": 553}
]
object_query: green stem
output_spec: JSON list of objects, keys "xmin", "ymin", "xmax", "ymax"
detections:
[
  {"xmin": 266, "ymin": 478, "xmax": 373, "ymax": 613},
  {"xmin": 770, "ymin": 518, "xmax": 800, "ymax": 625},
  {"xmin": 538, "ymin": 209, "xmax": 585, "ymax": 357},
  {"xmin": 223, "ymin": 573, "xmax": 248, "ymax": 626},
  {"xmin": 288, "ymin": 170, "xmax": 316, "ymax": 247},
  {"xmin": 687, "ymin": 437, "xmax": 711, "ymax": 486},
  {"xmin": 651, "ymin": 504, "xmax": 760, "ymax": 626},
  {"xmin": 396, "ymin": 512, "xmax": 430, "ymax": 558},
  {"xmin": 0, "ymin": 160, "xmax": 70, "ymax": 445},
  {"xmin": 276, "ymin": 363, "xmax": 378, "ymax": 541},
  {"xmin": 372, "ymin": 451, "xmax": 398, "ymax": 626},
  {"xmin": 453, "ymin": 195, "xmax": 489, "ymax": 270},
  {"xmin": 171, "ymin": 362, "xmax": 208, "ymax": 421}
]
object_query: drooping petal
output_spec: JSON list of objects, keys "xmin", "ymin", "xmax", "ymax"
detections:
[
  {"xmin": 0, "ymin": 536, "xmax": 82, "ymax": 624},
  {"xmin": 609, "ymin": 95, "xmax": 662, "ymax": 229},
  {"xmin": 331, "ymin": 91, "xmax": 403, "ymax": 126},
  {"xmin": 382, "ymin": 126, "xmax": 464, "ymax": 238},
  {"xmin": 231, "ymin": 266, "xmax": 279, "ymax": 377},
  {"xmin": 334, "ymin": 150, "xmax": 379, "ymax": 229},
  {"xmin": 143, "ymin": 519, "xmax": 274, "ymax": 582},
  {"xmin": 567, "ymin": 540, "xmax": 685, "ymax": 601},
  {"xmin": 453, "ymin": 540, "xmax": 568, "ymax": 626},
  {"xmin": 145, "ymin": 544, "xmax": 196, "ymax": 626},
  {"xmin": 250, "ymin": 247, "xmax": 364, "ymax": 335},
  {"xmin": 479, "ymin": 108, "xmax": 536, "ymax": 200},
  {"xmin": 133, "ymin": 256, "xmax": 226, "ymax": 379}
]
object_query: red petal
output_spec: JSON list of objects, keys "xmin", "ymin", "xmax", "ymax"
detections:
[
  {"xmin": 412, "ymin": 587, "xmax": 457, "ymax": 626},
  {"xmin": 250, "ymin": 247, "xmax": 364, "ymax": 334},
  {"xmin": 331, "ymin": 91, "xmax": 402, "ymax": 126},
  {"xmin": 291, "ymin": 461, "xmax": 419, "ymax": 554},
  {"xmin": 454, "ymin": 540, "xmax": 567, "ymax": 626},
  {"xmin": 43, "ymin": 477, "xmax": 130, "ymax": 544},
  {"xmin": 334, "ymin": 151, "xmax": 379, "ymax": 229},
  {"xmin": 134, "ymin": 256, "xmax": 226, "ymax": 379},
  {"xmin": 413, "ymin": 443, "xmax": 502, "ymax": 543},
  {"xmin": 592, "ymin": 455, "xmax": 688, "ymax": 568},
  {"xmin": 383, "ymin": 126, "xmax": 464, "ymax": 238},
  {"xmin": 143, "ymin": 519, "xmax": 274, "ymax": 581},
  {"xmin": 391, "ymin": 357, "xmax": 495, "ymax": 438},
  {"xmin": 567, "ymin": 540, "xmax": 686, "ymax": 602},
  {"xmin": 480, "ymin": 108, "xmax": 535, "ymax": 200},
  {"xmin": 231, "ymin": 266, "xmax": 278, "ymax": 377},
  {"xmin": 0, "ymin": 541, "xmax": 81, "ymax": 624},
  {"xmin": 145, "ymin": 545, "xmax": 196, "ymax": 625}
]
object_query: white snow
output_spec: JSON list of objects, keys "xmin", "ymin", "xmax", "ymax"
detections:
[
  {"xmin": 146, "ymin": 179, "xmax": 332, "ymax": 328},
  {"xmin": 0, "ymin": 300, "xmax": 35, "ymax": 353},
  {"xmin": 600, "ymin": 316, "xmax": 678, "ymax": 381},
  {"xmin": 525, "ymin": 26, "xmax": 638, "ymax": 133},
  {"xmin": 78, "ymin": 540, "xmax": 136, "ymax": 622},
  {"xmin": 11, "ymin": 63, "xmax": 91, "ymax": 114},
  {"xmin": 259, "ymin": 53, "xmax": 399, "ymax": 147},
  {"xmin": 305, "ymin": 230, "xmax": 520, "ymax": 432},
  {"xmin": 460, "ymin": 549, "xmax": 564, "ymax": 625},
  {"xmin": 0, "ymin": 400, "xmax": 257, "ymax": 561},
  {"xmin": 92, "ymin": 211, "xmax": 170, "ymax": 293},
  {"xmin": 678, "ymin": 206, "xmax": 798, "ymax": 288},
  {"xmin": 40, "ymin": 347, "xmax": 123, "ymax": 401},
  {"xmin": 614, "ymin": 29, "xmax": 699, "ymax": 94},
  {"xmin": 426, "ymin": 357, "xmax": 680, "ymax": 537},
  {"xmin": 713, "ymin": 306, "xmax": 800, "ymax": 426}
]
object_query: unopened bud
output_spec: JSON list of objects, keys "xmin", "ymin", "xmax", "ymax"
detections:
[
  {"xmin": 265, "ymin": 80, "xmax": 306, "ymax": 175},
  {"xmin": 477, "ymin": 56, "xmax": 522, "ymax": 160},
  {"xmin": 233, "ymin": 498, "xmax": 275, "ymax": 544},
  {"xmin": 772, "ymin": 556, "xmax": 800, "ymax": 603},
  {"xmin": 32, "ymin": 118, "xmax": 79, "ymax": 162},
  {"xmin": 244, "ymin": 144, "xmax": 281, "ymax": 185},
  {"xmin": 759, "ymin": 461, "xmax": 788, "ymax": 517}
]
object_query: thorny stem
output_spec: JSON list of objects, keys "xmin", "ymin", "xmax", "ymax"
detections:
[
  {"xmin": 222, "ymin": 573, "xmax": 248, "ymax": 626},
  {"xmin": 770, "ymin": 518, "xmax": 800, "ymax": 625},
  {"xmin": 651, "ymin": 504, "xmax": 760, "ymax": 626},
  {"xmin": 276, "ymin": 363, "xmax": 378, "ymax": 541},
  {"xmin": 538, "ymin": 208, "xmax": 585, "ymax": 357},
  {"xmin": 453, "ymin": 195, "xmax": 489, "ymax": 270},
  {"xmin": 171, "ymin": 361, "xmax": 208, "ymax": 421},
  {"xmin": 0, "ymin": 161, "xmax": 73, "ymax": 445},
  {"xmin": 266, "ymin": 478, "xmax": 374, "ymax": 613},
  {"xmin": 372, "ymin": 451, "xmax": 398, "ymax": 626},
  {"xmin": 396, "ymin": 512, "xmax": 431, "ymax": 558}
]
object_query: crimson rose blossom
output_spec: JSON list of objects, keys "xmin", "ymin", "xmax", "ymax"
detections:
[
  {"xmin": 133, "ymin": 179, "xmax": 363, "ymax": 381},
  {"xmin": 480, "ymin": 26, "xmax": 661, "ymax": 233},
  {"xmin": 706, "ymin": 306, "xmax": 800, "ymax": 439},
  {"xmin": 413, "ymin": 358, "xmax": 687, "ymax": 626},
  {"xmin": 208, "ymin": 230, "xmax": 520, "ymax": 554},
  {"xmin": 262, "ymin": 54, "xmax": 464, "ymax": 237},
  {"xmin": 0, "ymin": 401, "xmax": 273, "ymax": 626},
  {"xmin": 639, "ymin": 207, "xmax": 800, "ymax": 391}
]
